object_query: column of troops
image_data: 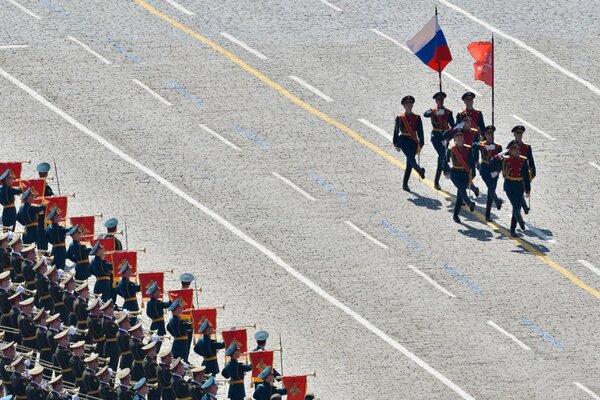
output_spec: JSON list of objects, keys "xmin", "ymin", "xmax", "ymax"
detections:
[{"xmin": 0, "ymin": 164, "xmax": 318, "ymax": 400}]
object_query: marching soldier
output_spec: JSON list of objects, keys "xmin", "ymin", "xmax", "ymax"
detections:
[
  {"xmin": 87, "ymin": 298, "xmax": 105, "ymax": 356},
  {"xmin": 490, "ymin": 141, "xmax": 531, "ymax": 237},
  {"xmin": 9, "ymin": 234, "xmax": 25, "ymax": 283},
  {"xmin": 98, "ymin": 365, "xmax": 118, "ymax": 400},
  {"xmin": 66, "ymin": 225, "xmax": 91, "ymax": 282},
  {"xmin": 61, "ymin": 273, "xmax": 77, "ymax": 327},
  {"xmin": 424, "ymin": 91, "xmax": 455, "ymax": 190},
  {"xmin": 20, "ymin": 244, "xmax": 37, "ymax": 292},
  {"xmin": 393, "ymin": 95, "xmax": 426, "ymax": 192},
  {"xmin": 33, "ymin": 259, "xmax": 52, "ymax": 311},
  {"xmin": 25, "ymin": 363, "xmax": 45, "ymax": 400},
  {"xmin": 0, "ymin": 232, "xmax": 11, "ymax": 275},
  {"xmin": 46, "ymin": 373, "xmax": 64, "ymax": 400},
  {"xmin": 101, "ymin": 299, "xmax": 120, "ymax": 370},
  {"xmin": 8, "ymin": 291, "xmax": 24, "ymax": 345},
  {"xmin": 116, "ymin": 368, "xmax": 133, "ymax": 400},
  {"xmin": 117, "ymin": 313, "xmax": 134, "ymax": 371},
  {"xmin": 146, "ymin": 282, "xmax": 171, "ymax": 338},
  {"xmin": 142, "ymin": 341, "xmax": 160, "ymax": 400},
  {"xmin": 166, "ymin": 300, "xmax": 191, "ymax": 363},
  {"xmin": 45, "ymin": 208, "xmax": 68, "ymax": 270},
  {"xmin": 35, "ymin": 162, "xmax": 54, "ymax": 251},
  {"xmin": 476, "ymin": 126, "xmax": 504, "ymax": 221},
  {"xmin": 82, "ymin": 353, "xmax": 101, "ymax": 397},
  {"xmin": 129, "ymin": 322, "xmax": 145, "ymax": 381},
  {"xmin": 193, "ymin": 320, "xmax": 224, "ymax": 376},
  {"xmin": 252, "ymin": 366, "xmax": 287, "ymax": 400},
  {"xmin": 456, "ymin": 92, "xmax": 485, "ymax": 133},
  {"xmin": 117, "ymin": 262, "xmax": 140, "ymax": 323},
  {"xmin": 17, "ymin": 188, "xmax": 45, "ymax": 246},
  {"xmin": 0, "ymin": 341, "xmax": 16, "ymax": 396},
  {"xmin": 511, "ymin": 125, "xmax": 536, "ymax": 214},
  {"xmin": 157, "ymin": 346, "xmax": 175, "ymax": 400},
  {"xmin": 69, "ymin": 340, "xmax": 86, "ymax": 389},
  {"xmin": 221, "ymin": 343, "xmax": 252, "ymax": 400},
  {"xmin": 179, "ymin": 273, "xmax": 194, "ymax": 290},
  {"xmin": 73, "ymin": 282, "xmax": 90, "ymax": 342},
  {"xmin": 0, "ymin": 169, "xmax": 22, "ymax": 231},
  {"xmin": 188, "ymin": 366, "xmax": 206, "ymax": 400},
  {"xmin": 10, "ymin": 355, "xmax": 29, "ymax": 400},
  {"xmin": 18, "ymin": 296, "xmax": 38, "ymax": 350},
  {"xmin": 45, "ymin": 312, "xmax": 61, "ymax": 353},
  {"xmin": 443, "ymin": 128, "xmax": 477, "ymax": 223},
  {"xmin": 99, "ymin": 218, "xmax": 123, "ymax": 251},
  {"xmin": 89, "ymin": 241, "xmax": 114, "ymax": 303},
  {"xmin": 47, "ymin": 266, "xmax": 65, "ymax": 324},
  {"xmin": 52, "ymin": 328, "xmax": 74, "ymax": 384},
  {"xmin": 0, "ymin": 270, "xmax": 13, "ymax": 338},
  {"xmin": 170, "ymin": 358, "xmax": 191, "ymax": 400},
  {"xmin": 200, "ymin": 375, "xmax": 218, "ymax": 400},
  {"xmin": 34, "ymin": 309, "xmax": 52, "ymax": 378},
  {"xmin": 133, "ymin": 377, "xmax": 149, "ymax": 400}
]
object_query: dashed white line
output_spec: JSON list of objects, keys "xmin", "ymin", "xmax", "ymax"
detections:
[
  {"xmin": 370, "ymin": 28, "xmax": 481, "ymax": 96},
  {"xmin": 132, "ymin": 79, "xmax": 172, "ymax": 106},
  {"xmin": 358, "ymin": 118, "xmax": 392, "ymax": 141},
  {"xmin": 319, "ymin": 0, "xmax": 343, "ymax": 12},
  {"xmin": 199, "ymin": 124, "xmax": 241, "ymax": 151},
  {"xmin": 67, "ymin": 36, "xmax": 112, "ymax": 65},
  {"xmin": 272, "ymin": 172, "xmax": 316, "ymax": 202},
  {"xmin": 164, "ymin": 0, "xmax": 195, "ymax": 15},
  {"xmin": 577, "ymin": 260, "xmax": 600, "ymax": 277},
  {"xmin": 289, "ymin": 75, "xmax": 334, "ymax": 102},
  {"xmin": 220, "ymin": 32, "xmax": 268, "ymax": 60},
  {"xmin": 524, "ymin": 222, "xmax": 557, "ymax": 243},
  {"xmin": 408, "ymin": 265, "xmax": 455, "ymax": 297},
  {"xmin": 511, "ymin": 115, "xmax": 557, "ymax": 141},
  {"xmin": 575, "ymin": 382, "xmax": 600, "ymax": 400},
  {"xmin": 487, "ymin": 320, "xmax": 531, "ymax": 351},
  {"xmin": 0, "ymin": 66, "xmax": 475, "ymax": 400},
  {"xmin": 345, "ymin": 221, "xmax": 388, "ymax": 249},
  {"xmin": 589, "ymin": 162, "xmax": 600, "ymax": 171},
  {"xmin": 6, "ymin": 0, "xmax": 41, "ymax": 19},
  {"xmin": 438, "ymin": 0, "xmax": 600, "ymax": 98},
  {"xmin": 0, "ymin": 45, "xmax": 28, "ymax": 49}
]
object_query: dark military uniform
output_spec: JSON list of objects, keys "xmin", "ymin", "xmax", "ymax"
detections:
[
  {"xmin": 34, "ymin": 272, "xmax": 52, "ymax": 311},
  {"xmin": 146, "ymin": 297, "xmax": 171, "ymax": 336},
  {"xmin": 101, "ymin": 380, "xmax": 119, "ymax": 400},
  {"xmin": 25, "ymin": 380, "xmax": 45, "ymax": 400},
  {"xmin": 393, "ymin": 111, "xmax": 425, "ymax": 190},
  {"xmin": 17, "ymin": 202, "xmax": 45, "ymax": 247},
  {"xmin": 46, "ymin": 390, "xmax": 63, "ymax": 400},
  {"xmin": 143, "ymin": 356, "xmax": 160, "ymax": 400},
  {"xmin": 10, "ymin": 370, "xmax": 28, "ymax": 400},
  {"xmin": 130, "ymin": 337, "xmax": 145, "ymax": 381},
  {"xmin": 444, "ymin": 142, "xmax": 477, "ymax": 222},
  {"xmin": 88, "ymin": 313, "xmax": 106, "ymax": 356},
  {"xmin": 18, "ymin": 312, "xmax": 38, "ymax": 350},
  {"xmin": 9, "ymin": 305, "xmax": 22, "ymax": 344},
  {"xmin": 424, "ymin": 106, "xmax": 455, "ymax": 188},
  {"xmin": 193, "ymin": 334, "xmax": 224, "ymax": 376},
  {"xmin": 456, "ymin": 108, "xmax": 486, "ymax": 138},
  {"xmin": 70, "ymin": 354, "xmax": 85, "ymax": 388},
  {"xmin": 10, "ymin": 251, "xmax": 24, "ymax": 283},
  {"xmin": 171, "ymin": 374, "xmax": 191, "ymax": 400},
  {"xmin": 36, "ymin": 326, "xmax": 52, "ymax": 377},
  {"xmin": 222, "ymin": 359, "xmax": 252, "ymax": 400},
  {"xmin": 0, "ymin": 286, "xmax": 13, "ymax": 339},
  {"xmin": 49, "ymin": 281, "xmax": 66, "ymax": 324},
  {"xmin": 117, "ymin": 277, "xmax": 140, "ymax": 318},
  {"xmin": 117, "ymin": 328, "xmax": 133, "ymax": 371},
  {"xmin": 73, "ymin": 296, "xmax": 89, "ymax": 342},
  {"xmin": 63, "ymin": 290, "xmax": 76, "ymax": 327},
  {"xmin": 189, "ymin": 380, "xmax": 203, "ymax": 400},
  {"xmin": 118, "ymin": 383, "xmax": 133, "ymax": 400},
  {"xmin": 0, "ymin": 183, "xmax": 22, "ymax": 230},
  {"xmin": 0, "ymin": 247, "xmax": 12, "ymax": 275},
  {"xmin": 66, "ymin": 240, "xmax": 91, "ymax": 281},
  {"xmin": 252, "ymin": 382, "xmax": 287, "ymax": 400},
  {"xmin": 90, "ymin": 255, "xmax": 114, "ymax": 302},
  {"xmin": 157, "ymin": 361, "xmax": 175, "ymax": 400},
  {"xmin": 167, "ymin": 316, "xmax": 192, "ymax": 363},
  {"xmin": 1, "ymin": 355, "xmax": 14, "ymax": 396},
  {"xmin": 36, "ymin": 184, "xmax": 53, "ymax": 251},
  {"xmin": 45, "ymin": 222, "xmax": 68, "ymax": 270},
  {"xmin": 46, "ymin": 327, "xmax": 59, "ymax": 353},
  {"xmin": 53, "ymin": 345, "xmax": 74, "ymax": 384},
  {"xmin": 515, "ymin": 140, "xmax": 536, "ymax": 214},
  {"xmin": 103, "ymin": 315, "xmax": 120, "ymax": 370},
  {"xmin": 21, "ymin": 260, "xmax": 36, "ymax": 292},
  {"xmin": 82, "ymin": 368, "xmax": 100, "ymax": 397}
]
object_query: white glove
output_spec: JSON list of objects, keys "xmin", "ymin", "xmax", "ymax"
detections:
[
  {"xmin": 151, "ymin": 333, "xmax": 159, "ymax": 343},
  {"xmin": 453, "ymin": 122, "xmax": 465, "ymax": 131},
  {"xmin": 72, "ymin": 394, "xmax": 79, "ymax": 400},
  {"xmin": 485, "ymin": 144, "xmax": 495, "ymax": 151},
  {"xmin": 500, "ymin": 149, "xmax": 509, "ymax": 157},
  {"xmin": 441, "ymin": 140, "xmax": 447, "ymax": 147},
  {"xmin": 182, "ymin": 362, "xmax": 189, "ymax": 370},
  {"xmin": 491, "ymin": 172, "xmax": 499, "ymax": 178},
  {"xmin": 7, "ymin": 279, "xmax": 12, "ymax": 287},
  {"xmin": 16, "ymin": 285, "xmax": 25, "ymax": 294},
  {"xmin": 57, "ymin": 269, "xmax": 64, "ymax": 277},
  {"xmin": 60, "ymin": 322, "xmax": 65, "ymax": 330},
  {"xmin": 123, "ymin": 310, "xmax": 129, "ymax": 317},
  {"xmin": 108, "ymin": 368, "xmax": 114, "ymax": 376},
  {"xmin": 435, "ymin": 109, "xmax": 445, "ymax": 116},
  {"xmin": 7, "ymin": 232, "xmax": 14, "ymax": 241},
  {"xmin": 69, "ymin": 326, "xmax": 77, "ymax": 336},
  {"xmin": 24, "ymin": 359, "xmax": 30, "ymax": 368}
]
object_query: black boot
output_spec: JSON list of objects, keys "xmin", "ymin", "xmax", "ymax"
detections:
[
  {"xmin": 434, "ymin": 168, "xmax": 442, "ymax": 190},
  {"xmin": 522, "ymin": 196, "xmax": 530, "ymax": 214},
  {"xmin": 469, "ymin": 201, "xmax": 475, "ymax": 212},
  {"xmin": 472, "ymin": 185, "xmax": 480, "ymax": 197},
  {"xmin": 485, "ymin": 198, "xmax": 493, "ymax": 221},
  {"xmin": 403, "ymin": 167, "xmax": 411, "ymax": 192},
  {"xmin": 496, "ymin": 198, "xmax": 504, "ymax": 210},
  {"xmin": 403, "ymin": 185, "xmax": 411, "ymax": 192},
  {"xmin": 510, "ymin": 215, "xmax": 518, "ymax": 237},
  {"xmin": 453, "ymin": 200, "xmax": 462, "ymax": 223},
  {"xmin": 519, "ymin": 218, "xmax": 526, "ymax": 231}
]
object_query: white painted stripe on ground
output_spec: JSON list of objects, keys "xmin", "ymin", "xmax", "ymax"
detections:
[
  {"xmin": 487, "ymin": 320, "xmax": 531, "ymax": 351},
  {"xmin": 289, "ymin": 75, "xmax": 334, "ymax": 102},
  {"xmin": 511, "ymin": 115, "xmax": 556, "ymax": 141},
  {"xmin": 345, "ymin": 221, "xmax": 388, "ymax": 249},
  {"xmin": 164, "ymin": 0, "xmax": 194, "ymax": 15},
  {"xmin": 6, "ymin": 0, "xmax": 41, "ymax": 19},
  {"xmin": 199, "ymin": 124, "xmax": 241, "ymax": 151},
  {"xmin": 319, "ymin": 0, "xmax": 343, "ymax": 12},
  {"xmin": 132, "ymin": 79, "xmax": 172, "ymax": 106},
  {"xmin": 358, "ymin": 118, "xmax": 393, "ymax": 141},
  {"xmin": 272, "ymin": 172, "xmax": 316, "ymax": 202},
  {"xmin": 524, "ymin": 222, "xmax": 557, "ymax": 243},
  {"xmin": 67, "ymin": 36, "xmax": 112, "ymax": 65},
  {"xmin": 408, "ymin": 265, "xmax": 455, "ymax": 298},
  {"xmin": 0, "ymin": 66, "xmax": 475, "ymax": 400},
  {"xmin": 589, "ymin": 162, "xmax": 600, "ymax": 171},
  {"xmin": 370, "ymin": 28, "xmax": 481, "ymax": 96},
  {"xmin": 438, "ymin": 0, "xmax": 600, "ymax": 98},
  {"xmin": 575, "ymin": 382, "xmax": 600, "ymax": 400},
  {"xmin": 0, "ymin": 45, "xmax": 28, "ymax": 49},
  {"xmin": 220, "ymin": 32, "xmax": 268, "ymax": 60},
  {"xmin": 577, "ymin": 260, "xmax": 600, "ymax": 277}
]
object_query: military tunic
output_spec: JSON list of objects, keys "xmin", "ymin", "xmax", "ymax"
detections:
[
  {"xmin": 157, "ymin": 362, "xmax": 175, "ymax": 400},
  {"xmin": 117, "ymin": 328, "xmax": 134, "ymax": 371},
  {"xmin": 424, "ymin": 106, "xmax": 455, "ymax": 186},
  {"xmin": 130, "ymin": 337, "xmax": 145, "ymax": 381},
  {"xmin": 25, "ymin": 381, "xmax": 45, "ymax": 400},
  {"xmin": 88, "ymin": 314, "xmax": 105, "ymax": 356},
  {"xmin": 45, "ymin": 222, "xmax": 68, "ymax": 270},
  {"xmin": 102, "ymin": 315, "xmax": 120, "ymax": 370},
  {"xmin": 444, "ymin": 143, "xmax": 477, "ymax": 220},
  {"xmin": 0, "ymin": 184, "xmax": 22, "ymax": 230},
  {"xmin": 167, "ymin": 316, "xmax": 192, "ymax": 363},
  {"xmin": 90, "ymin": 255, "xmax": 114, "ymax": 302},
  {"xmin": 193, "ymin": 334, "xmax": 224, "ymax": 376},
  {"xmin": 10, "ymin": 370, "xmax": 28, "ymax": 400},
  {"xmin": 18, "ymin": 312, "xmax": 38, "ymax": 350},
  {"xmin": 393, "ymin": 112, "xmax": 425, "ymax": 188},
  {"xmin": 252, "ymin": 382, "xmax": 287, "ymax": 400},
  {"xmin": 66, "ymin": 240, "xmax": 90, "ymax": 281},
  {"xmin": 143, "ymin": 356, "xmax": 160, "ymax": 400},
  {"xmin": 221, "ymin": 359, "xmax": 252, "ymax": 400},
  {"xmin": 82, "ymin": 367, "xmax": 100, "ymax": 397},
  {"xmin": 17, "ymin": 202, "xmax": 45, "ymax": 247},
  {"xmin": 53, "ymin": 345, "xmax": 74, "ymax": 384}
]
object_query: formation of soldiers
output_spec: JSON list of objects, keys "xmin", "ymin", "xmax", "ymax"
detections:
[
  {"xmin": 393, "ymin": 91, "xmax": 536, "ymax": 236},
  {"xmin": 0, "ymin": 163, "xmax": 318, "ymax": 400}
]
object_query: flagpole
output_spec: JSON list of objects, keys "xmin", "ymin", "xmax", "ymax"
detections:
[
  {"xmin": 435, "ymin": 5, "xmax": 442, "ymax": 92},
  {"xmin": 491, "ymin": 34, "xmax": 495, "ymax": 126}
]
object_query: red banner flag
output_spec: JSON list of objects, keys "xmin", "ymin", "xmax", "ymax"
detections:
[
  {"xmin": 139, "ymin": 272, "xmax": 164, "ymax": 300},
  {"xmin": 111, "ymin": 251, "xmax": 137, "ymax": 282},
  {"xmin": 20, "ymin": 179, "xmax": 46, "ymax": 198},
  {"xmin": 190, "ymin": 308, "xmax": 217, "ymax": 336},
  {"xmin": 467, "ymin": 41, "xmax": 494, "ymax": 87},
  {"xmin": 282, "ymin": 376, "xmax": 308, "ymax": 400},
  {"xmin": 221, "ymin": 329, "xmax": 248, "ymax": 354},
  {"xmin": 0, "ymin": 162, "xmax": 23, "ymax": 186},
  {"xmin": 69, "ymin": 216, "xmax": 95, "ymax": 241},
  {"xmin": 90, "ymin": 238, "xmax": 115, "ymax": 253},
  {"xmin": 250, "ymin": 351, "xmax": 274, "ymax": 382},
  {"xmin": 41, "ymin": 196, "xmax": 69, "ymax": 221},
  {"xmin": 168, "ymin": 289, "xmax": 195, "ymax": 320}
]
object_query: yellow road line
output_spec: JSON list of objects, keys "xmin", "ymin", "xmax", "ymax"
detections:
[{"xmin": 133, "ymin": 0, "xmax": 600, "ymax": 300}]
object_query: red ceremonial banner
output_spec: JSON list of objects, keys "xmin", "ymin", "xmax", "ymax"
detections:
[
  {"xmin": 41, "ymin": 196, "xmax": 68, "ymax": 221},
  {"xmin": 221, "ymin": 329, "xmax": 248, "ymax": 354},
  {"xmin": 467, "ymin": 41, "xmax": 494, "ymax": 87},
  {"xmin": 20, "ymin": 179, "xmax": 46, "ymax": 198},
  {"xmin": 282, "ymin": 375, "xmax": 308, "ymax": 400},
  {"xmin": 168, "ymin": 289, "xmax": 195, "ymax": 320},
  {"xmin": 139, "ymin": 272, "xmax": 165, "ymax": 300},
  {"xmin": 190, "ymin": 308, "xmax": 217, "ymax": 336},
  {"xmin": 0, "ymin": 162, "xmax": 23, "ymax": 186},
  {"xmin": 69, "ymin": 216, "xmax": 95, "ymax": 241},
  {"xmin": 111, "ymin": 251, "xmax": 137, "ymax": 282},
  {"xmin": 250, "ymin": 351, "xmax": 274, "ymax": 382},
  {"xmin": 90, "ymin": 238, "xmax": 115, "ymax": 253}
]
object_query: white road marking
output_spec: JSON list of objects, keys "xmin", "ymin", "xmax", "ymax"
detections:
[
  {"xmin": 6, "ymin": 0, "xmax": 41, "ymax": 19},
  {"xmin": 220, "ymin": 32, "xmax": 268, "ymax": 60},
  {"xmin": 408, "ymin": 265, "xmax": 455, "ymax": 298},
  {"xmin": 199, "ymin": 124, "xmax": 241, "ymax": 151},
  {"xmin": 67, "ymin": 36, "xmax": 112, "ymax": 65},
  {"xmin": 132, "ymin": 79, "xmax": 172, "ymax": 106},
  {"xmin": 289, "ymin": 75, "xmax": 334, "ymax": 102},
  {"xmin": 574, "ymin": 382, "xmax": 600, "ymax": 400},
  {"xmin": 487, "ymin": 320, "xmax": 531, "ymax": 351},
  {"xmin": 0, "ymin": 66, "xmax": 475, "ymax": 400},
  {"xmin": 272, "ymin": 172, "xmax": 316, "ymax": 202},
  {"xmin": 345, "ymin": 221, "xmax": 388, "ymax": 249},
  {"xmin": 358, "ymin": 118, "xmax": 392, "ymax": 141},
  {"xmin": 511, "ymin": 115, "xmax": 557, "ymax": 141},
  {"xmin": 370, "ymin": 28, "xmax": 481, "ymax": 96},
  {"xmin": 0, "ymin": 45, "xmax": 28, "ymax": 49},
  {"xmin": 438, "ymin": 0, "xmax": 600, "ymax": 98},
  {"xmin": 164, "ymin": 0, "xmax": 194, "ymax": 15},
  {"xmin": 589, "ymin": 162, "xmax": 600, "ymax": 171},
  {"xmin": 319, "ymin": 0, "xmax": 343, "ymax": 12},
  {"xmin": 524, "ymin": 222, "xmax": 557, "ymax": 243},
  {"xmin": 577, "ymin": 260, "xmax": 600, "ymax": 277}
]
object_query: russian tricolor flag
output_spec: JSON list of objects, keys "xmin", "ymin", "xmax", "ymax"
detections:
[{"xmin": 407, "ymin": 15, "xmax": 453, "ymax": 72}]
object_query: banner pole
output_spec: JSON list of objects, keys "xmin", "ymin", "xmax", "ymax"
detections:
[
  {"xmin": 491, "ymin": 34, "xmax": 495, "ymax": 126},
  {"xmin": 436, "ymin": 5, "xmax": 442, "ymax": 92}
]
